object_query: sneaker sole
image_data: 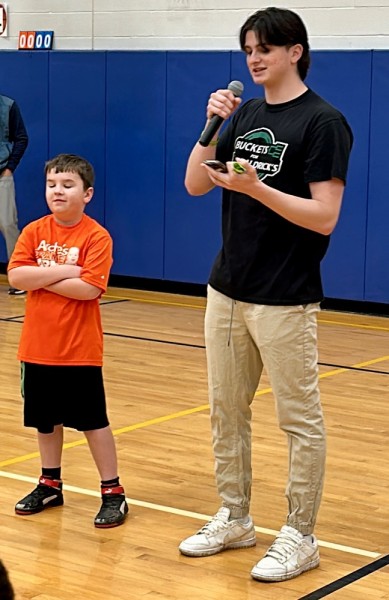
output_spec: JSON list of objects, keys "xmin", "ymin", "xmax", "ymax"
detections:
[
  {"xmin": 179, "ymin": 535, "xmax": 256, "ymax": 557},
  {"xmin": 251, "ymin": 556, "xmax": 320, "ymax": 582},
  {"xmin": 94, "ymin": 518, "xmax": 126, "ymax": 529}
]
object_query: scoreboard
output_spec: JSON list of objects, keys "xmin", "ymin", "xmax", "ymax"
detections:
[{"xmin": 18, "ymin": 30, "xmax": 54, "ymax": 50}]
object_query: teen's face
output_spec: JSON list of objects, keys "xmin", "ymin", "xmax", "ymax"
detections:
[
  {"xmin": 243, "ymin": 30, "xmax": 301, "ymax": 87},
  {"xmin": 46, "ymin": 170, "xmax": 93, "ymax": 225}
]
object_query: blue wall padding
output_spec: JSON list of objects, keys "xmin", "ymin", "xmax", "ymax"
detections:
[
  {"xmin": 164, "ymin": 52, "xmax": 230, "ymax": 283},
  {"xmin": 365, "ymin": 51, "xmax": 389, "ymax": 303},
  {"xmin": 48, "ymin": 52, "xmax": 107, "ymax": 224},
  {"xmin": 0, "ymin": 49, "xmax": 387, "ymax": 302},
  {"xmin": 305, "ymin": 51, "xmax": 371, "ymax": 301},
  {"xmin": 0, "ymin": 51, "xmax": 49, "ymax": 233},
  {"xmin": 105, "ymin": 52, "xmax": 166, "ymax": 278}
]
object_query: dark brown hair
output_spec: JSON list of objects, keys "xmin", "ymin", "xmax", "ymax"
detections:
[
  {"xmin": 45, "ymin": 154, "xmax": 95, "ymax": 190},
  {"xmin": 239, "ymin": 7, "xmax": 310, "ymax": 80}
]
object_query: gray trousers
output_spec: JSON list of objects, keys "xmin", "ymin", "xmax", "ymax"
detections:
[
  {"xmin": 0, "ymin": 173, "xmax": 20, "ymax": 259},
  {"xmin": 204, "ymin": 285, "xmax": 326, "ymax": 535}
]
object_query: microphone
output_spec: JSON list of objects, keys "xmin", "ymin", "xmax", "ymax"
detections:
[{"xmin": 199, "ymin": 80, "xmax": 244, "ymax": 147}]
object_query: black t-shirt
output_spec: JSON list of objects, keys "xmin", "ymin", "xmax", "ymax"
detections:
[{"xmin": 210, "ymin": 88, "xmax": 353, "ymax": 305}]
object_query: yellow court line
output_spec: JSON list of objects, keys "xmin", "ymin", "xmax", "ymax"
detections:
[
  {"xmin": 318, "ymin": 318, "xmax": 389, "ymax": 332},
  {"xmin": 351, "ymin": 354, "xmax": 389, "ymax": 368},
  {"xmin": 0, "ymin": 470, "xmax": 380, "ymax": 559},
  {"xmin": 1, "ymin": 277, "xmax": 388, "ymax": 330},
  {"xmin": 3, "ymin": 287, "xmax": 388, "ymax": 331},
  {"xmin": 102, "ymin": 293, "xmax": 204, "ymax": 310},
  {"xmin": 254, "ymin": 354, "xmax": 389, "ymax": 394},
  {"xmin": 254, "ymin": 370, "xmax": 349, "ymax": 396},
  {"xmin": 318, "ymin": 368, "xmax": 348, "ymax": 380},
  {"xmin": 1, "ymin": 353, "xmax": 388, "ymax": 468},
  {"xmin": 103, "ymin": 290, "xmax": 389, "ymax": 331},
  {"xmin": 110, "ymin": 404, "xmax": 210, "ymax": 436},
  {"xmin": 3, "ymin": 352, "xmax": 388, "ymax": 469},
  {"xmin": 0, "ymin": 404, "xmax": 210, "ymax": 468}
]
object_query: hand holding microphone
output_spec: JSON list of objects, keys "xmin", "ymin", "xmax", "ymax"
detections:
[{"xmin": 199, "ymin": 80, "xmax": 244, "ymax": 147}]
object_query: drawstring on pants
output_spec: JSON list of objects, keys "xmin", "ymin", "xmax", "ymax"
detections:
[{"xmin": 227, "ymin": 300, "xmax": 235, "ymax": 346}]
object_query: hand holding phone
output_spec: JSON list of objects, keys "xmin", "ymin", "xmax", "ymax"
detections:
[
  {"xmin": 202, "ymin": 160, "xmax": 228, "ymax": 173},
  {"xmin": 202, "ymin": 160, "xmax": 247, "ymax": 174}
]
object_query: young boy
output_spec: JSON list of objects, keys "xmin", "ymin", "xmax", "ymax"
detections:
[
  {"xmin": 8, "ymin": 153, "xmax": 128, "ymax": 528},
  {"xmin": 179, "ymin": 7, "xmax": 353, "ymax": 583}
]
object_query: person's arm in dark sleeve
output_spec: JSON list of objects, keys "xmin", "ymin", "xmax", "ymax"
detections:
[{"xmin": 6, "ymin": 102, "xmax": 29, "ymax": 173}]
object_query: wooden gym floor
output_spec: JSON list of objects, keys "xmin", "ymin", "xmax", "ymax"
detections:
[{"xmin": 0, "ymin": 276, "xmax": 388, "ymax": 599}]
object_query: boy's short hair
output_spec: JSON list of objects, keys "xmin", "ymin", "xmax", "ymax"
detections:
[
  {"xmin": 239, "ymin": 7, "xmax": 310, "ymax": 81},
  {"xmin": 45, "ymin": 154, "xmax": 95, "ymax": 190},
  {"xmin": 0, "ymin": 560, "xmax": 15, "ymax": 600}
]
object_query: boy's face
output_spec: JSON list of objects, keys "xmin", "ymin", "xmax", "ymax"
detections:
[{"xmin": 46, "ymin": 169, "xmax": 93, "ymax": 226}]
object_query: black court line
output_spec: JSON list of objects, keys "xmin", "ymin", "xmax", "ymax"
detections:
[
  {"xmin": 104, "ymin": 333, "xmax": 389, "ymax": 373},
  {"xmin": 298, "ymin": 554, "xmax": 389, "ymax": 599},
  {"xmin": 100, "ymin": 298, "xmax": 130, "ymax": 306},
  {"xmin": 105, "ymin": 331, "xmax": 205, "ymax": 349},
  {"xmin": 320, "ymin": 361, "xmax": 389, "ymax": 375},
  {"xmin": 0, "ymin": 314, "xmax": 25, "ymax": 321},
  {"xmin": 1, "ymin": 317, "xmax": 389, "ymax": 374},
  {"xmin": 0, "ymin": 299, "xmax": 127, "ymax": 322}
]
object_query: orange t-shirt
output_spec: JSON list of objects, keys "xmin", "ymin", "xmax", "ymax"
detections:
[{"xmin": 8, "ymin": 213, "xmax": 113, "ymax": 366}]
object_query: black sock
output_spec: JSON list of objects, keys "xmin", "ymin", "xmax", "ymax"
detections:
[
  {"xmin": 42, "ymin": 467, "xmax": 61, "ymax": 480},
  {"xmin": 101, "ymin": 477, "xmax": 120, "ymax": 488}
]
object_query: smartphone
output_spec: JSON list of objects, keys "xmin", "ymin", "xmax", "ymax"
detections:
[
  {"xmin": 203, "ymin": 160, "xmax": 246, "ymax": 174},
  {"xmin": 202, "ymin": 160, "xmax": 228, "ymax": 173}
]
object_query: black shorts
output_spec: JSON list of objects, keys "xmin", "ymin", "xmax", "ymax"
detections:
[{"xmin": 21, "ymin": 362, "xmax": 110, "ymax": 434}]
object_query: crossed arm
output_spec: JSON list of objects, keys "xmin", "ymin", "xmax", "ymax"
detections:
[{"xmin": 8, "ymin": 265, "xmax": 101, "ymax": 300}]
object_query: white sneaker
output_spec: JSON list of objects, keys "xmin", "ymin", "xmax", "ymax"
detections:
[
  {"xmin": 251, "ymin": 525, "xmax": 320, "ymax": 582},
  {"xmin": 179, "ymin": 507, "xmax": 256, "ymax": 557}
]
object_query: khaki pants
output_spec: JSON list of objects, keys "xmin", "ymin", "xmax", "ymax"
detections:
[
  {"xmin": 0, "ymin": 173, "xmax": 20, "ymax": 259},
  {"xmin": 204, "ymin": 285, "xmax": 326, "ymax": 535}
]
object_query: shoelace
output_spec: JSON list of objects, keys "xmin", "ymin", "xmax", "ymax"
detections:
[
  {"xmin": 265, "ymin": 529, "xmax": 303, "ymax": 561},
  {"xmin": 197, "ymin": 512, "xmax": 230, "ymax": 536}
]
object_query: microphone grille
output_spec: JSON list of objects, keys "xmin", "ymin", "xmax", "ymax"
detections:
[{"xmin": 228, "ymin": 80, "xmax": 244, "ymax": 97}]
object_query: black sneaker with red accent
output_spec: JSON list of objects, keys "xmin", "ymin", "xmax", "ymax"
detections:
[
  {"xmin": 94, "ymin": 485, "xmax": 128, "ymax": 528},
  {"xmin": 15, "ymin": 476, "xmax": 64, "ymax": 515}
]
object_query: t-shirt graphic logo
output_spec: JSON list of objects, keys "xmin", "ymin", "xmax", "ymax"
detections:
[
  {"xmin": 234, "ymin": 128, "xmax": 288, "ymax": 181},
  {"xmin": 35, "ymin": 239, "xmax": 80, "ymax": 266}
]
